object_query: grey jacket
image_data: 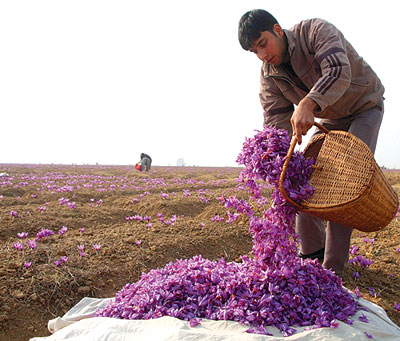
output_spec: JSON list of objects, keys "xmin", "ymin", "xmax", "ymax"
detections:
[{"xmin": 261, "ymin": 18, "xmax": 384, "ymax": 133}]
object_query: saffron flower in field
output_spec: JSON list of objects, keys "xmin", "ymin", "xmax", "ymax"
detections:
[
  {"xmin": 13, "ymin": 242, "xmax": 24, "ymax": 251},
  {"xmin": 135, "ymin": 240, "xmax": 142, "ymax": 246},
  {"xmin": 394, "ymin": 302, "xmax": 400, "ymax": 311},
  {"xmin": 211, "ymin": 214, "xmax": 224, "ymax": 222},
  {"xmin": 146, "ymin": 223, "xmax": 152, "ymax": 228},
  {"xmin": 199, "ymin": 222, "xmax": 205, "ymax": 227},
  {"xmin": 60, "ymin": 256, "xmax": 68, "ymax": 263},
  {"xmin": 77, "ymin": 244, "xmax": 85, "ymax": 251},
  {"xmin": 363, "ymin": 238, "xmax": 375, "ymax": 245},
  {"xmin": 35, "ymin": 228, "xmax": 54, "ymax": 240},
  {"xmin": 58, "ymin": 226, "xmax": 68, "ymax": 235},
  {"xmin": 67, "ymin": 201, "xmax": 76, "ymax": 209},
  {"xmin": 226, "ymin": 211, "xmax": 240, "ymax": 223},
  {"xmin": 96, "ymin": 199, "xmax": 103, "ymax": 205},
  {"xmin": 54, "ymin": 259, "xmax": 62, "ymax": 267},
  {"xmin": 353, "ymin": 272, "xmax": 360, "ymax": 279},
  {"xmin": 58, "ymin": 197, "xmax": 69, "ymax": 205},
  {"xmin": 93, "ymin": 244, "xmax": 101, "ymax": 251},
  {"xmin": 10, "ymin": 211, "xmax": 18, "ymax": 217},
  {"xmin": 160, "ymin": 192, "xmax": 168, "ymax": 199},
  {"xmin": 349, "ymin": 245, "xmax": 359, "ymax": 255},
  {"xmin": 79, "ymin": 228, "xmax": 85, "ymax": 233},
  {"xmin": 368, "ymin": 287, "xmax": 379, "ymax": 298},
  {"xmin": 17, "ymin": 232, "xmax": 28, "ymax": 239},
  {"xmin": 349, "ymin": 255, "xmax": 373, "ymax": 268},
  {"xmin": 397, "ymin": 247, "xmax": 400, "ymax": 253},
  {"xmin": 79, "ymin": 251, "xmax": 86, "ymax": 257},
  {"xmin": 24, "ymin": 262, "xmax": 32, "ymax": 269},
  {"xmin": 27, "ymin": 239, "xmax": 37, "ymax": 249}
]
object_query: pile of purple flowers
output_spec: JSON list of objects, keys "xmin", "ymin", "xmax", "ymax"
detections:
[{"xmin": 97, "ymin": 126, "xmax": 361, "ymax": 335}]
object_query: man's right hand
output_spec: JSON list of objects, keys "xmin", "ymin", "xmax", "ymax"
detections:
[{"xmin": 290, "ymin": 97, "xmax": 318, "ymax": 144}]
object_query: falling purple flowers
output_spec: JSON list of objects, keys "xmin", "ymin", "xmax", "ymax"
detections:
[{"xmin": 97, "ymin": 126, "xmax": 361, "ymax": 336}]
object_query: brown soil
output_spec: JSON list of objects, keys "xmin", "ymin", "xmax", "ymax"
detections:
[{"xmin": 0, "ymin": 165, "xmax": 399, "ymax": 341}]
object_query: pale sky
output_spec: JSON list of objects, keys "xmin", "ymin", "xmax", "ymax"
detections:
[{"xmin": 1, "ymin": 0, "xmax": 399, "ymax": 168}]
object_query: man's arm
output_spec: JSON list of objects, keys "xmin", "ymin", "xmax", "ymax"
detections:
[
  {"xmin": 292, "ymin": 19, "xmax": 352, "ymax": 143},
  {"xmin": 305, "ymin": 19, "xmax": 352, "ymax": 111}
]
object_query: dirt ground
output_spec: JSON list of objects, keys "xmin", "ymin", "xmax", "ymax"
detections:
[{"xmin": 0, "ymin": 164, "xmax": 399, "ymax": 340}]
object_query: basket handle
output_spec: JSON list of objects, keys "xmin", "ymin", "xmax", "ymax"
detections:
[{"xmin": 277, "ymin": 122, "xmax": 329, "ymax": 209}]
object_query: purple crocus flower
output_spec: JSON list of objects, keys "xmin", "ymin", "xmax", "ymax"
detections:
[
  {"xmin": 12, "ymin": 242, "xmax": 24, "ymax": 251},
  {"xmin": 58, "ymin": 226, "xmax": 68, "ymax": 235},
  {"xmin": 27, "ymin": 239, "xmax": 37, "ymax": 250}
]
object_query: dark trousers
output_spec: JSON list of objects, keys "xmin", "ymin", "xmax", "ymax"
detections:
[{"xmin": 295, "ymin": 100, "xmax": 384, "ymax": 274}]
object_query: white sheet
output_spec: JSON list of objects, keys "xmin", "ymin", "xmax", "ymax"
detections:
[{"xmin": 30, "ymin": 294, "xmax": 400, "ymax": 341}]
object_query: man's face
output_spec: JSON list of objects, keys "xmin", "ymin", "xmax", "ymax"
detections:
[{"xmin": 250, "ymin": 24, "xmax": 288, "ymax": 65}]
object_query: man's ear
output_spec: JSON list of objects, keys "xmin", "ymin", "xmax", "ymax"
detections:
[{"xmin": 273, "ymin": 24, "xmax": 284, "ymax": 37}]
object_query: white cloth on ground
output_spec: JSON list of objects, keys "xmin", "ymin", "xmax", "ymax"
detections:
[{"xmin": 30, "ymin": 292, "xmax": 400, "ymax": 341}]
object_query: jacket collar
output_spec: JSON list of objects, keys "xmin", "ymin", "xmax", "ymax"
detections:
[{"xmin": 262, "ymin": 29, "xmax": 296, "ymax": 77}]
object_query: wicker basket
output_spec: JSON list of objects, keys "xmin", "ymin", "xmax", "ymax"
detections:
[{"xmin": 278, "ymin": 123, "xmax": 399, "ymax": 232}]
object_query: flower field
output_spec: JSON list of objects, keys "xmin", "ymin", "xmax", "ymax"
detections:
[{"xmin": 1, "ymin": 163, "xmax": 399, "ymax": 340}]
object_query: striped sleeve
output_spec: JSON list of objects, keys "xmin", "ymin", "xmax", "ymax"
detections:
[{"xmin": 306, "ymin": 20, "xmax": 351, "ymax": 111}]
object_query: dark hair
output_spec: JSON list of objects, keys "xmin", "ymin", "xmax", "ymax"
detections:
[{"xmin": 238, "ymin": 9, "xmax": 279, "ymax": 51}]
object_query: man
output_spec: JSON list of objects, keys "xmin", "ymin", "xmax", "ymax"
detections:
[
  {"xmin": 238, "ymin": 9, "xmax": 384, "ymax": 275},
  {"xmin": 140, "ymin": 153, "xmax": 152, "ymax": 172}
]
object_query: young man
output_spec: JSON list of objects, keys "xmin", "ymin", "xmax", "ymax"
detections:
[{"xmin": 238, "ymin": 9, "xmax": 384, "ymax": 275}]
